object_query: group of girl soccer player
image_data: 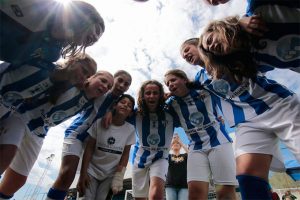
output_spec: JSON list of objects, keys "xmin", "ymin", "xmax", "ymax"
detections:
[{"xmin": 0, "ymin": 0, "xmax": 299, "ymax": 199}]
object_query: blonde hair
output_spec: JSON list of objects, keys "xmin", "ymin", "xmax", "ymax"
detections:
[
  {"xmin": 180, "ymin": 38, "xmax": 199, "ymax": 54},
  {"xmin": 89, "ymin": 70, "xmax": 113, "ymax": 81},
  {"xmin": 198, "ymin": 35, "xmax": 257, "ymax": 82},
  {"xmin": 83, "ymin": 70, "xmax": 113, "ymax": 95},
  {"xmin": 201, "ymin": 16, "xmax": 251, "ymax": 55},
  {"xmin": 62, "ymin": 53, "xmax": 97, "ymax": 73}
]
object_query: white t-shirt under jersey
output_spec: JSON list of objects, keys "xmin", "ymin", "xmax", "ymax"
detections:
[{"xmin": 87, "ymin": 120, "xmax": 135, "ymax": 181}]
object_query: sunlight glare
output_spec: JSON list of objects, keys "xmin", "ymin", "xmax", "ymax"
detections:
[{"xmin": 54, "ymin": 0, "xmax": 72, "ymax": 6}]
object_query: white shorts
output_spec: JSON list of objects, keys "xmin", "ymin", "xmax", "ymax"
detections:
[
  {"xmin": 235, "ymin": 95, "xmax": 300, "ymax": 172},
  {"xmin": 187, "ymin": 143, "xmax": 237, "ymax": 185},
  {"xmin": 0, "ymin": 114, "xmax": 26, "ymax": 147},
  {"xmin": 61, "ymin": 137, "xmax": 85, "ymax": 158},
  {"xmin": 79, "ymin": 173, "xmax": 112, "ymax": 200},
  {"xmin": 10, "ymin": 132, "xmax": 44, "ymax": 176},
  {"xmin": 132, "ymin": 158, "xmax": 168, "ymax": 198}
]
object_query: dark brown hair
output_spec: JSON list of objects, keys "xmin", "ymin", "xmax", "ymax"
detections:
[
  {"xmin": 114, "ymin": 70, "xmax": 132, "ymax": 82},
  {"xmin": 115, "ymin": 94, "xmax": 135, "ymax": 111},
  {"xmin": 137, "ymin": 80, "xmax": 165, "ymax": 116},
  {"xmin": 53, "ymin": 1, "xmax": 105, "ymax": 58},
  {"xmin": 198, "ymin": 39, "xmax": 257, "ymax": 82}
]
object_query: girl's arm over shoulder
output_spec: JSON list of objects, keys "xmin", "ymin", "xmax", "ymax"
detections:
[{"xmin": 101, "ymin": 111, "xmax": 113, "ymax": 129}]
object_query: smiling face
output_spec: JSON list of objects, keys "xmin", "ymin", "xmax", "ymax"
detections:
[
  {"xmin": 165, "ymin": 74, "xmax": 189, "ymax": 97},
  {"xmin": 111, "ymin": 74, "xmax": 132, "ymax": 97},
  {"xmin": 143, "ymin": 83, "xmax": 161, "ymax": 113},
  {"xmin": 180, "ymin": 43, "xmax": 204, "ymax": 66},
  {"xmin": 200, "ymin": 17, "xmax": 247, "ymax": 56},
  {"xmin": 84, "ymin": 71, "xmax": 114, "ymax": 99},
  {"xmin": 114, "ymin": 97, "xmax": 134, "ymax": 119},
  {"xmin": 201, "ymin": 31, "xmax": 230, "ymax": 56}
]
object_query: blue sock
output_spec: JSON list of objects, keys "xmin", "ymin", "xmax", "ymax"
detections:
[
  {"xmin": 237, "ymin": 175, "xmax": 272, "ymax": 200},
  {"xmin": 0, "ymin": 192, "xmax": 13, "ymax": 199},
  {"xmin": 47, "ymin": 188, "xmax": 67, "ymax": 200}
]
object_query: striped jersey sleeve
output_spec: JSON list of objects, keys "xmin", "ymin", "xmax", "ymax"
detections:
[
  {"xmin": 64, "ymin": 93, "xmax": 117, "ymax": 142},
  {"xmin": 0, "ymin": 61, "xmax": 55, "ymax": 119},
  {"xmin": 194, "ymin": 68, "xmax": 211, "ymax": 87},
  {"xmin": 205, "ymin": 76, "xmax": 294, "ymax": 127},
  {"xmin": 19, "ymin": 87, "xmax": 93, "ymax": 137}
]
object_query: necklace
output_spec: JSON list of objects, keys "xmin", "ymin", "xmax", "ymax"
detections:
[{"xmin": 171, "ymin": 154, "xmax": 184, "ymax": 163}]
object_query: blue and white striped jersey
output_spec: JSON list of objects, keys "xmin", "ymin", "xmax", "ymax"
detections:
[
  {"xmin": 18, "ymin": 86, "xmax": 93, "ymax": 137},
  {"xmin": 64, "ymin": 93, "xmax": 118, "ymax": 142},
  {"xmin": 166, "ymin": 89, "xmax": 232, "ymax": 151},
  {"xmin": 194, "ymin": 68, "xmax": 211, "ymax": 87},
  {"xmin": 131, "ymin": 110, "xmax": 179, "ymax": 168},
  {"xmin": 0, "ymin": 0, "xmax": 62, "ymax": 65},
  {"xmin": 246, "ymin": 0, "xmax": 300, "ymax": 73},
  {"xmin": 205, "ymin": 75, "xmax": 294, "ymax": 127},
  {"xmin": 0, "ymin": 61, "xmax": 55, "ymax": 119}
]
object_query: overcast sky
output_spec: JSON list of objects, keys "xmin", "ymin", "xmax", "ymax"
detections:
[{"xmin": 14, "ymin": 0, "xmax": 300, "ymax": 199}]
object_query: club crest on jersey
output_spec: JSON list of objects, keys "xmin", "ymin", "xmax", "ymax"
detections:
[
  {"xmin": 50, "ymin": 111, "xmax": 67, "ymax": 123},
  {"xmin": 276, "ymin": 35, "xmax": 300, "ymax": 61},
  {"xmin": 189, "ymin": 112, "xmax": 204, "ymax": 127},
  {"xmin": 2, "ymin": 92, "xmax": 22, "ymax": 106},
  {"xmin": 212, "ymin": 79, "xmax": 230, "ymax": 96},
  {"xmin": 33, "ymin": 127, "xmax": 47, "ymax": 137},
  {"xmin": 147, "ymin": 133, "xmax": 160, "ymax": 145}
]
